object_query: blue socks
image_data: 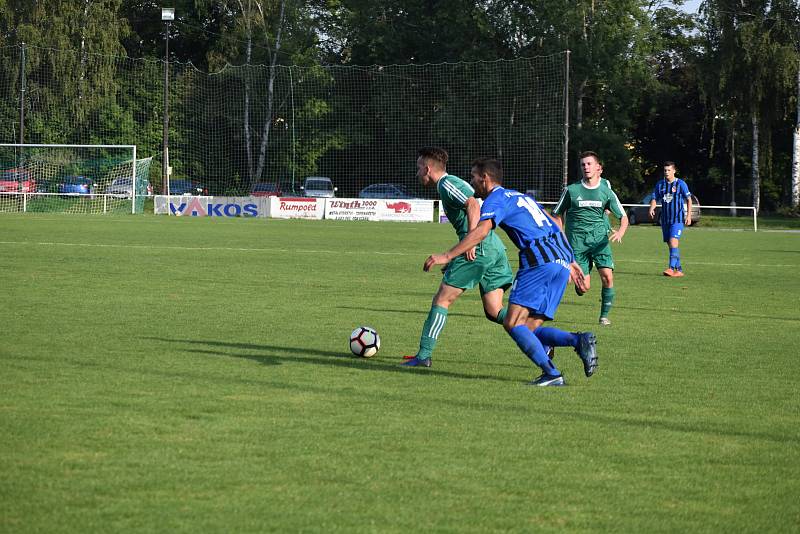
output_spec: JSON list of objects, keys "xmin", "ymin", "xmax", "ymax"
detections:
[
  {"xmin": 534, "ymin": 327, "xmax": 578, "ymax": 348},
  {"xmin": 509, "ymin": 325, "xmax": 560, "ymax": 376},
  {"xmin": 669, "ymin": 247, "xmax": 681, "ymax": 269}
]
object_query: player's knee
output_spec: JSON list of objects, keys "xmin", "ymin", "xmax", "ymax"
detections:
[{"xmin": 484, "ymin": 309, "xmax": 499, "ymax": 322}]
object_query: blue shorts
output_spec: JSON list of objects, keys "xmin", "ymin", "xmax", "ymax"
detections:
[
  {"xmin": 508, "ymin": 261, "xmax": 570, "ymax": 321},
  {"xmin": 662, "ymin": 223, "xmax": 684, "ymax": 242}
]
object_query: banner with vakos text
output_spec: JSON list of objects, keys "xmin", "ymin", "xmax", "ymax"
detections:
[
  {"xmin": 269, "ymin": 196, "xmax": 324, "ymax": 219},
  {"xmin": 324, "ymin": 198, "xmax": 434, "ymax": 222},
  {"xmin": 154, "ymin": 195, "xmax": 267, "ymax": 217}
]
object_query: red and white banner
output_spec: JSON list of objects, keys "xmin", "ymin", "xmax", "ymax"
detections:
[
  {"xmin": 324, "ymin": 198, "xmax": 434, "ymax": 222},
  {"xmin": 269, "ymin": 196, "xmax": 324, "ymax": 219},
  {"xmin": 269, "ymin": 197, "xmax": 325, "ymax": 219}
]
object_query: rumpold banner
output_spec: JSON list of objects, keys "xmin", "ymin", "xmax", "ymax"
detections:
[{"xmin": 269, "ymin": 196, "xmax": 324, "ymax": 219}]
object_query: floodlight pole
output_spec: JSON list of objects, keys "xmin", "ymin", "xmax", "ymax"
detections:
[
  {"xmin": 162, "ymin": 8, "xmax": 174, "ymax": 198},
  {"xmin": 563, "ymin": 50, "xmax": 570, "ymax": 189},
  {"xmin": 18, "ymin": 43, "xmax": 26, "ymax": 145}
]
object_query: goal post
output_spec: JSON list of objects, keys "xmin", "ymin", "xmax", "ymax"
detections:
[{"xmin": 0, "ymin": 143, "xmax": 152, "ymax": 215}]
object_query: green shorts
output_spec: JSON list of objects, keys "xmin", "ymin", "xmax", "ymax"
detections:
[
  {"xmin": 568, "ymin": 230, "xmax": 614, "ymax": 275},
  {"xmin": 442, "ymin": 245, "xmax": 513, "ymax": 294}
]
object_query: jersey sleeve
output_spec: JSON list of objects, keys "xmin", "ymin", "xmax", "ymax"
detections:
[
  {"xmin": 606, "ymin": 189, "xmax": 626, "ymax": 219},
  {"xmin": 679, "ymin": 180, "xmax": 691, "ymax": 197},
  {"xmin": 551, "ymin": 186, "xmax": 570, "ymax": 216},
  {"xmin": 479, "ymin": 193, "xmax": 506, "ymax": 227},
  {"xmin": 440, "ymin": 176, "xmax": 474, "ymax": 208}
]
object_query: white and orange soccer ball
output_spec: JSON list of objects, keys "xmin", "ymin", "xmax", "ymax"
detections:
[{"xmin": 349, "ymin": 326, "xmax": 380, "ymax": 358}]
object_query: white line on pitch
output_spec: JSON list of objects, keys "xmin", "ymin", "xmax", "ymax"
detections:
[
  {"xmin": 0, "ymin": 240, "xmax": 409, "ymax": 256},
  {"xmin": 2, "ymin": 240, "xmax": 799, "ymax": 267}
]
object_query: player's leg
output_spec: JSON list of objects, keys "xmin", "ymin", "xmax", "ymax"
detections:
[
  {"xmin": 505, "ymin": 263, "xmax": 589, "ymax": 385},
  {"xmin": 663, "ymin": 224, "xmax": 685, "ymax": 276},
  {"xmin": 403, "ymin": 282, "xmax": 463, "ymax": 367},
  {"xmin": 589, "ymin": 238, "xmax": 616, "ymax": 324},
  {"xmin": 478, "ymin": 250, "xmax": 514, "ymax": 325},
  {"xmin": 518, "ymin": 262, "xmax": 599, "ymax": 378},
  {"xmin": 480, "ymin": 287, "xmax": 506, "ymax": 324},
  {"xmin": 596, "ymin": 268, "xmax": 615, "ymax": 325},
  {"xmin": 570, "ymin": 239, "xmax": 592, "ymax": 296},
  {"xmin": 404, "ymin": 255, "xmax": 480, "ymax": 366},
  {"xmin": 504, "ymin": 304, "xmax": 562, "ymax": 385}
]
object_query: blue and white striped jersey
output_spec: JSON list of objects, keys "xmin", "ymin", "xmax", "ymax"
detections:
[
  {"xmin": 480, "ymin": 186, "xmax": 574, "ymax": 268},
  {"xmin": 653, "ymin": 178, "xmax": 691, "ymax": 225}
]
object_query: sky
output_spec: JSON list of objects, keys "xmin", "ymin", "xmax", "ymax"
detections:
[{"xmin": 675, "ymin": 0, "xmax": 703, "ymax": 13}]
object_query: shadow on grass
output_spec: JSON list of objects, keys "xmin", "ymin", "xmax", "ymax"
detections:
[
  {"xmin": 540, "ymin": 408, "xmax": 798, "ymax": 445},
  {"xmin": 143, "ymin": 337, "xmax": 525, "ymax": 383}
]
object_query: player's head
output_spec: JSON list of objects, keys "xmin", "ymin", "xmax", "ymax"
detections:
[
  {"xmin": 663, "ymin": 161, "xmax": 676, "ymax": 180},
  {"xmin": 470, "ymin": 158, "xmax": 503, "ymax": 198},
  {"xmin": 580, "ymin": 151, "xmax": 602, "ymax": 180},
  {"xmin": 417, "ymin": 147, "xmax": 448, "ymax": 186}
]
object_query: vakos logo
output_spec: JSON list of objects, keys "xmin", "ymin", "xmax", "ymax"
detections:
[{"xmin": 171, "ymin": 197, "xmax": 259, "ymax": 217}]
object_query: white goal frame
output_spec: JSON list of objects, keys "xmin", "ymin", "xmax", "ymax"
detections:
[{"xmin": 0, "ymin": 143, "xmax": 138, "ymax": 214}]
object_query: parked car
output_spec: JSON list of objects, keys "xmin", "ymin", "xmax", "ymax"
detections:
[
  {"xmin": 627, "ymin": 193, "xmax": 701, "ymax": 226},
  {"xmin": 0, "ymin": 168, "xmax": 36, "ymax": 193},
  {"xmin": 169, "ymin": 179, "xmax": 208, "ymax": 195},
  {"xmin": 106, "ymin": 177, "xmax": 153, "ymax": 198},
  {"xmin": 58, "ymin": 176, "xmax": 95, "ymax": 197},
  {"xmin": 300, "ymin": 176, "xmax": 337, "ymax": 198},
  {"xmin": 359, "ymin": 183, "xmax": 419, "ymax": 199},
  {"xmin": 250, "ymin": 182, "xmax": 282, "ymax": 197}
]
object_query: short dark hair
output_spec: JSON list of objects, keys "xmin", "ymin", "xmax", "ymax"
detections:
[
  {"xmin": 580, "ymin": 151, "xmax": 601, "ymax": 164},
  {"xmin": 664, "ymin": 161, "xmax": 676, "ymax": 168},
  {"xmin": 471, "ymin": 157, "xmax": 504, "ymax": 184},
  {"xmin": 417, "ymin": 146, "xmax": 449, "ymax": 168}
]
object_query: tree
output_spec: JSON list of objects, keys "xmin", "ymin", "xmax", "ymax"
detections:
[{"xmin": 699, "ymin": 0, "xmax": 799, "ymax": 212}]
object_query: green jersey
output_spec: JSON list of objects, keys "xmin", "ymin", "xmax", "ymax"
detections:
[
  {"xmin": 437, "ymin": 174, "xmax": 504, "ymax": 252},
  {"xmin": 552, "ymin": 178, "xmax": 625, "ymax": 238}
]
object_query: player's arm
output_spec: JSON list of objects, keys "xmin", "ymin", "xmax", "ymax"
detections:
[
  {"xmin": 648, "ymin": 193, "xmax": 657, "ymax": 220},
  {"xmin": 424, "ymin": 219, "xmax": 493, "ymax": 272},
  {"xmin": 550, "ymin": 212, "xmax": 564, "ymax": 232},
  {"xmin": 610, "ymin": 214, "xmax": 629, "ymax": 243},
  {"xmin": 463, "ymin": 196, "xmax": 480, "ymax": 261},
  {"xmin": 608, "ymin": 192, "xmax": 629, "ymax": 243},
  {"xmin": 684, "ymin": 186, "xmax": 693, "ymax": 226},
  {"xmin": 550, "ymin": 188, "xmax": 569, "ymax": 231}
]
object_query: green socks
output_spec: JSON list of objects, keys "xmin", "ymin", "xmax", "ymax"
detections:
[
  {"xmin": 600, "ymin": 287, "xmax": 615, "ymax": 318},
  {"xmin": 494, "ymin": 306, "xmax": 507, "ymax": 325},
  {"xmin": 418, "ymin": 305, "xmax": 448, "ymax": 359}
]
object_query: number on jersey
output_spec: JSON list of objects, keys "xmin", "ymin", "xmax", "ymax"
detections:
[{"xmin": 517, "ymin": 196, "xmax": 552, "ymax": 227}]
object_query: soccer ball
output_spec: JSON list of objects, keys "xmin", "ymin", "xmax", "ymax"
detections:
[{"xmin": 350, "ymin": 326, "xmax": 380, "ymax": 358}]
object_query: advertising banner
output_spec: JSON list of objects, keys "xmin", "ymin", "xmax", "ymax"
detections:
[
  {"xmin": 154, "ymin": 195, "xmax": 267, "ymax": 217},
  {"xmin": 324, "ymin": 198, "xmax": 434, "ymax": 222},
  {"xmin": 269, "ymin": 196, "xmax": 325, "ymax": 219}
]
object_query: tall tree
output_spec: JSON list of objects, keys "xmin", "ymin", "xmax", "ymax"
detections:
[{"xmin": 700, "ymin": 0, "xmax": 799, "ymax": 212}]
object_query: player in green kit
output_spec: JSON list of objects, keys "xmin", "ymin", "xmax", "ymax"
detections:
[
  {"xmin": 402, "ymin": 147, "xmax": 514, "ymax": 367},
  {"xmin": 550, "ymin": 151, "xmax": 628, "ymax": 326}
]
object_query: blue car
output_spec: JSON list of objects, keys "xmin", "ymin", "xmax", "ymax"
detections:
[
  {"xmin": 168, "ymin": 179, "xmax": 208, "ymax": 195},
  {"xmin": 58, "ymin": 176, "xmax": 95, "ymax": 197}
]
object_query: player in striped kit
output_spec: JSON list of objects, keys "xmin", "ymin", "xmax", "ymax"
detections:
[
  {"xmin": 424, "ymin": 158, "xmax": 598, "ymax": 386},
  {"xmin": 402, "ymin": 147, "xmax": 514, "ymax": 368},
  {"xmin": 648, "ymin": 161, "xmax": 693, "ymax": 277}
]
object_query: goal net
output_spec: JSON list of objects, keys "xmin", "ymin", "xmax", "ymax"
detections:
[
  {"xmin": 1, "ymin": 46, "xmax": 568, "ymax": 205},
  {"xmin": 0, "ymin": 144, "xmax": 152, "ymax": 214}
]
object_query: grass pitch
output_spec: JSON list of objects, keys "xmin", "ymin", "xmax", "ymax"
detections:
[{"xmin": 1, "ymin": 214, "xmax": 799, "ymax": 532}]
